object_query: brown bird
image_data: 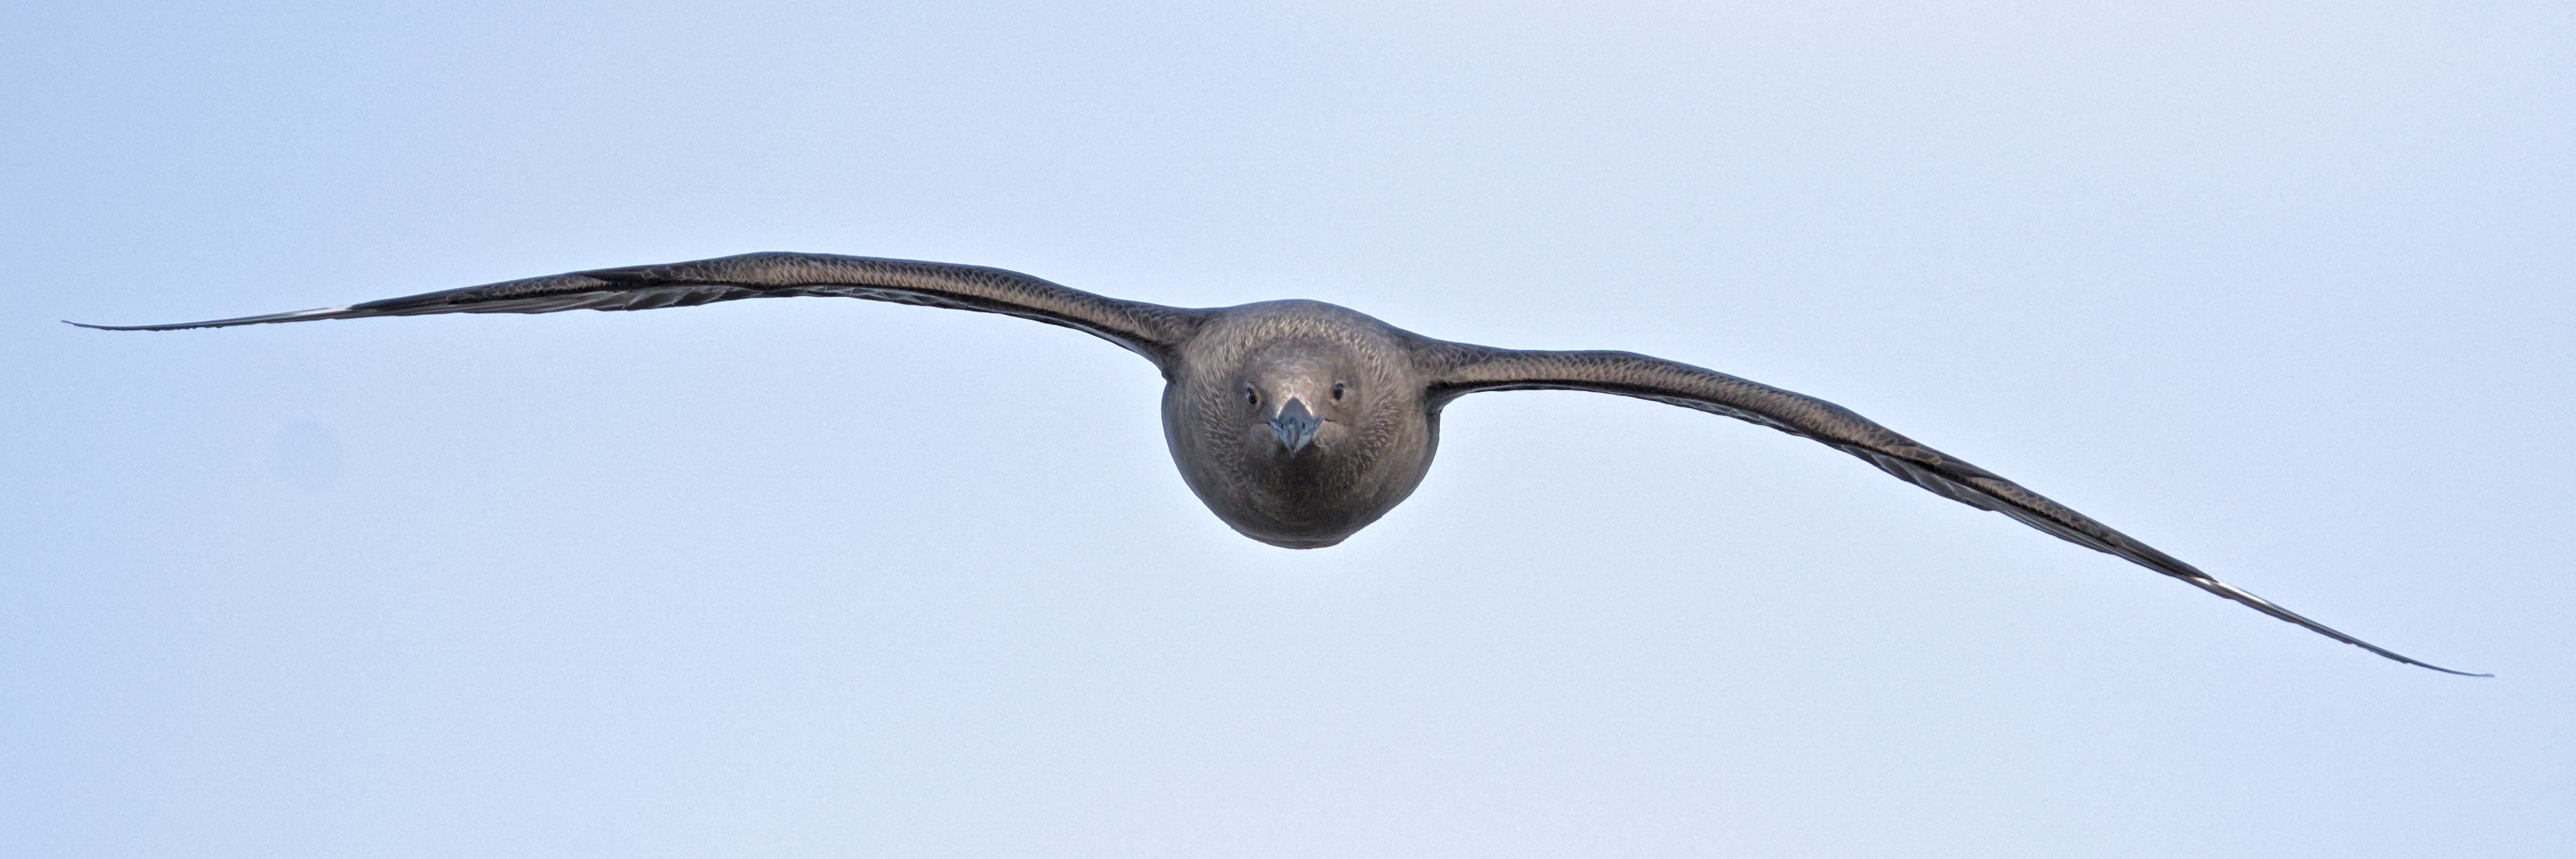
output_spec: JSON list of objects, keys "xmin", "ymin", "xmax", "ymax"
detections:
[{"xmin": 71, "ymin": 252, "xmax": 2482, "ymax": 675}]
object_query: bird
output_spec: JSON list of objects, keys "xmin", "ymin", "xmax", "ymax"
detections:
[{"xmin": 71, "ymin": 251, "xmax": 2483, "ymax": 675}]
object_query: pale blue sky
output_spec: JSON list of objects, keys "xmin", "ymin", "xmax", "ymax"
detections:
[{"xmin": 5, "ymin": 2, "xmax": 2570, "ymax": 856}]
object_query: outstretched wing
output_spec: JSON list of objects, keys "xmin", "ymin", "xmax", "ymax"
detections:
[
  {"xmin": 69, "ymin": 252, "xmax": 1210, "ymax": 369},
  {"xmin": 1424, "ymin": 343, "xmax": 2482, "ymax": 676}
]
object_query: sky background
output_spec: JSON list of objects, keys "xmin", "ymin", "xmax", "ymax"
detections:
[{"xmin": 4, "ymin": 1, "xmax": 2570, "ymax": 856}]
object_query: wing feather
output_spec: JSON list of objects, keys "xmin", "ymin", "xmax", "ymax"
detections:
[
  {"xmin": 1426, "ymin": 344, "xmax": 2481, "ymax": 676},
  {"xmin": 69, "ymin": 252, "xmax": 1209, "ymax": 369}
]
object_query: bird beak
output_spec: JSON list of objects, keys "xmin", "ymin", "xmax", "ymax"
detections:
[{"xmin": 1268, "ymin": 397, "xmax": 1322, "ymax": 454}]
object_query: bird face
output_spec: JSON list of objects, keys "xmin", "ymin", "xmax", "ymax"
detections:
[{"xmin": 1237, "ymin": 353, "xmax": 1355, "ymax": 461}]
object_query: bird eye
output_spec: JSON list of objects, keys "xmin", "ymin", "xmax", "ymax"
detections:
[
  {"xmin": 1244, "ymin": 386, "xmax": 1259, "ymax": 406},
  {"xmin": 1332, "ymin": 382, "xmax": 1347, "ymax": 401}
]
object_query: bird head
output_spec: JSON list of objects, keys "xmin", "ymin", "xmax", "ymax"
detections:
[{"xmin": 1160, "ymin": 301, "xmax": 1439, "ymax": 550}]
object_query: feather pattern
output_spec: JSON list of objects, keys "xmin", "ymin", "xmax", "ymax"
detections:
[
  {"xmin": 68, "ymin": 252, "xmax": 1210, "ymax": 370},
  {"xmin": 1426, "ymin": 345, "xmax": 2485, "ymax": 676}
]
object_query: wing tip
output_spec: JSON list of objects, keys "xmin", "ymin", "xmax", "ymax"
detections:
[
  {"xmin": 62, "ymin": 305, "xmax": 358, "ymax": 332},
  {"xmin": 2385, "ymin": 653, "xmax": 2491, "ymax": 678}
]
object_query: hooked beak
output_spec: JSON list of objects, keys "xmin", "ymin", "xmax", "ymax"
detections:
[{"xmin": 1267, "ymin": 397, "xmax": 1322, "ymax": 454}]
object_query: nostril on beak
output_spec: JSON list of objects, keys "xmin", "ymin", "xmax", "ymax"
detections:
[{"xmin": 1268, "ymin": 397, "xmax": 1322, "ymax": 453}]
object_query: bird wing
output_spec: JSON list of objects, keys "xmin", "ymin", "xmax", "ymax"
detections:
[
  {"xmin": 1423, "ymin": 343, "xmax": 2482, "ymax": 675},
  {"xmin": 68, "ymin": 252, "xmax": 1209, "ymax": 369}
]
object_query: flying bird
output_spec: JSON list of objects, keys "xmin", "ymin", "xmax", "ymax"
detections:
[{"xmin": 72, "ymin": 252, "xmax": 2482, "ymax": 675}]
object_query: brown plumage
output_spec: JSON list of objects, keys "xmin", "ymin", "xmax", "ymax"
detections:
[{"xmin": 70, "ymin": 251, "xmax": 2482, "ymax": 675}]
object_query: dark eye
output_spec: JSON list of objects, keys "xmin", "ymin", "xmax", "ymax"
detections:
[
  {"xmin": 1243, "ymin": 386, "xmax": 1259, "ymax": 406},
  {"xmin": 1331, "ymin": 382, "xmax": 1347, "ymax": 401}
]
